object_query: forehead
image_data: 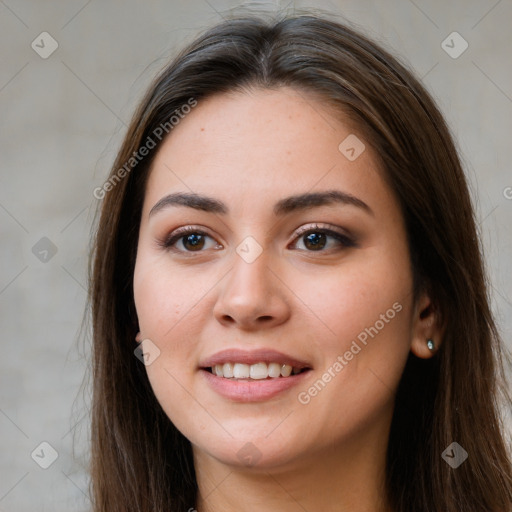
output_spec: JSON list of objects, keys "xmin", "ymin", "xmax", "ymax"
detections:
[{"xmin": 143, "ymin": 87, "xmax": 388, "ymax": 216}]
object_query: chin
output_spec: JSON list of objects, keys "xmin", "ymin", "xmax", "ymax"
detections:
[{"xmin": 190, "ymin": 427, "xmax": 308, "ymax": 471}]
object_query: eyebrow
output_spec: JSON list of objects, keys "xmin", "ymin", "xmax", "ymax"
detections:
[{"xmin": 148, "ymin": 190, "xmax": 373, "ymax": 218}]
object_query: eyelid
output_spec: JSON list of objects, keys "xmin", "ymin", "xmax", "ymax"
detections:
[
  {"xmin": 290, "ymin": 223, "xmax": 356, "ymax": 249},
  {"xmin": 292, "ymin": 222, "xmax": 351, "ymax": 239}
]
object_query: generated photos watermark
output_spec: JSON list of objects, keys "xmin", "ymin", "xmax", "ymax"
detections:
[
  {"xmin": 297, "ymin": 301, "xmax": 403, "ymax": 405},
  {"xmin": 93, "ymin": 97, "xmax": 198, "ymax": 200}
]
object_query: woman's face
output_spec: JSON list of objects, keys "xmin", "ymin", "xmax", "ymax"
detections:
[{"xmin": 133, "ymin": 87, "xmax": 421, "ymax": 471}]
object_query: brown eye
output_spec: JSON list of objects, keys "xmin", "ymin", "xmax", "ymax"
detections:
[
  {"xmin": 302, "ymin": 232, "xmax": 328, "ymax": 251},
  {"xmin": 292, "ymin": 226, "xmax": 356, "ymax": 252},
  {"xmin": 160, "ymin": 227, "xmax": 222, "ymax": 253},
  {"xmin": 180, "ymin": 232, "xmax": 206, "ymax": 251}
]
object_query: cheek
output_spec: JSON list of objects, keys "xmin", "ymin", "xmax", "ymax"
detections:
[
  {"xmin": 133, "ymin": 248, "xmax": 202, "ymax": 336},
  {"xmin": 291, "ymin": 251, "xmax": 413, "ymax": 413},
  {"xmin": 132, "ymin": 248, "xmax": 217, "ymax": 380},
  {"xmin": 133, "ymin": 252, "xmax": 204, "ymax": 425},
  {"xmin": 295, "ymin": 254, "xmax": 411, "ymax": 347}
]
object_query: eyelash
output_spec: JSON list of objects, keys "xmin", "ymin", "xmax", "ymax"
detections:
[{"xmin": 157, "ymin": 224, "xmax": 356, "ymax": 254}]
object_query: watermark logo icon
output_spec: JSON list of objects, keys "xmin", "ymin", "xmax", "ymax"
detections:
[
  {"xmin": 441, "ymin": 32, "xmax": 468, "ymax": 59},
  {"xmin": 441, "ymin": 441, "xmax": 468, "ymax": 468},
  {"xmin": 236, "ymin": 442, "xmax": 262, "ymax": 467},
  {"xmin": 236, "ymin": 236, "xmax": 263, "ymax": 264},
  {"xmin": 32, "ymin": 237, "xmax": 58, "ymax": 263},
  {"xmin": 338, "ymin": 134, "xmax": 365, "ymax": 161},
  {"xmin": 134, "ymin": 338, "xmax": 161, "ymax": 366},
  {"xmin": 31, "ymin": 32, "xmax": 59, "ymax": 59},
  {"xmin": 31, "ymin": 441, "xmax": 59, "ymax": 469}
]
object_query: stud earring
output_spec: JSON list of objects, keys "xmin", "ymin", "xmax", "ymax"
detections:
[
  {"xmin": 427, "ymin": 338, "xmax": 435, "ymax": 351},
  {"xmin": 135, "ymin": 332, "xmax": 142, "ymax": 343}
]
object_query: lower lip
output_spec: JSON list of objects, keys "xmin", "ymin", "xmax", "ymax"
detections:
[{"xmin": 200, "ymin": 369, "xmax": 312, "ymax": 402}]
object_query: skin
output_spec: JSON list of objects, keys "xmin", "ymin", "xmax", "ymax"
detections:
[{"xmin": 133, "ymin": 87, "xmax": 442, "ymax": 512}]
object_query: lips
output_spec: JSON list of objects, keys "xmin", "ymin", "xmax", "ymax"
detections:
[
  {"xmin": 200, "ymin": 364, "xmax": 312, "ymax": 402},
  {"xmin": 199, "ymin": 348, "xmax": 312, "ymax": 371},
  {"xmin": 198, "ymin": 348, "xmax": 313, "ymax": 401}
]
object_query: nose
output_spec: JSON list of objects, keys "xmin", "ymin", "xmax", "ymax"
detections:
[{"xmin": 212, "ymin": 249, "xmax": 291, "ymax": 331}]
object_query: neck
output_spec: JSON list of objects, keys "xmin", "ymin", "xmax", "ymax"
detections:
[{"xmin": 193, "ymin": 430, "xmax": 392, "ymax": 512}]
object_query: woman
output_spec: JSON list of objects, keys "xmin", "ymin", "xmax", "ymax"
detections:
[{"xmin": 88, "ymin": 11, "xmax": 512, "ymax": 512}]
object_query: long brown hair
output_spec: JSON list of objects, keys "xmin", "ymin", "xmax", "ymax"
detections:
[{"xmin": 88, "ymin": 11, "xmax": 512, "ymax": 511}]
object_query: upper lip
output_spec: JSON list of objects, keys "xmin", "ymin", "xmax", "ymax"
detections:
[{"xmin": 199, "ymin": 348, "xmax": 312, "ymax": 370}]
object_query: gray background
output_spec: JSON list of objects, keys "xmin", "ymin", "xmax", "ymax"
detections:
[{"xmin": 1, "ymin": 0, "xmax": 511, "ymax": 510}]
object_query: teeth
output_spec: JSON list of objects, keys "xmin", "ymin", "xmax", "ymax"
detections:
[
  {"xmin": 212, "ymin": 362, "xmax": 303, "ymax": 379},
  {"xmin": 222, "ymin": 362, "xmax": 234, "ymax": 378},
  {"xmin": 249, "ymin": 362, "xmax": 268, "ymax": 380},
  {"xmin": 233, "ymin": 363, "xmax": 249, "ymax": 379},
  {"xmin": 268, "ymin": 362, "xmax": 281, "ymax": 378},
  {"xmin": 280, "ymin": 364, "xmax": 292, "ymax": 377}
]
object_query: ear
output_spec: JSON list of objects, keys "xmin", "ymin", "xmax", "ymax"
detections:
[{"xmin": 410, "ymin": 291, "xmax": 444, "ymax": 359}]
